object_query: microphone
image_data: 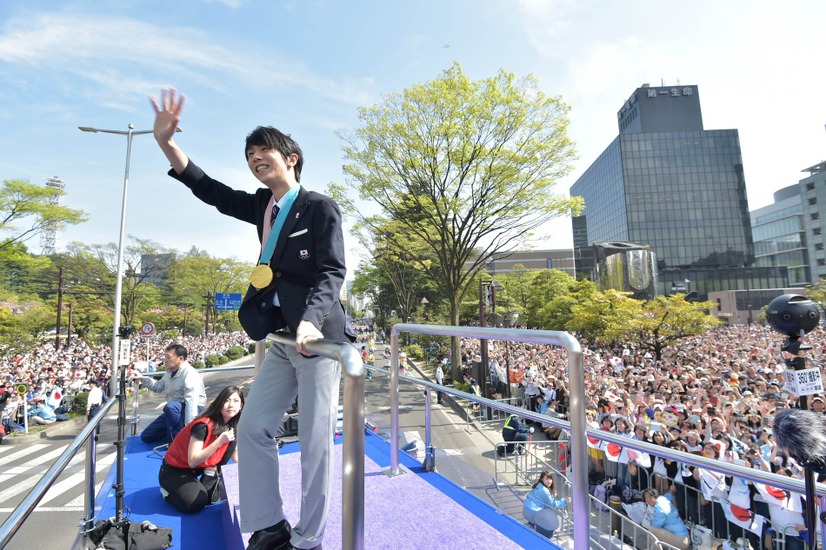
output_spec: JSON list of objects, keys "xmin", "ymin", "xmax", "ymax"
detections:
[{"xmin": 773, "ymin": 408, "xmax": 826, "ymax": 475}]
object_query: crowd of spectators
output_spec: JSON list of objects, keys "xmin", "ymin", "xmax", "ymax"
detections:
[
  {"xmin": 455, "ymin": 323, "xmax": 822, "ymax": 548},
  {"xmin": 0, "ymin": 332, "xmax": 251, "ymax": 434}
]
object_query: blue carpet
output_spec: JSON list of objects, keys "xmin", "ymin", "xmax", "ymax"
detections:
[
  {"xmin": 94, "ymin": 436, "xmax": 226, "ymax": 549},
  {"xmin": 98, "ymin": 433, "xmax": 560, "ymax": 549},
  {"xmin": 225, "ymin": 431, "xmax": 557, "ymax": 549}
]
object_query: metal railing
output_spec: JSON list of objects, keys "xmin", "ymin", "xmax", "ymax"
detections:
[
  {"xmin": 263, "ymin": 333, "xmax": 365, "ymax": 550},
  {"xmin": 0, "ymin": 396, "xmax": 117, "ymax": 547},
  {"xmin": 5, "ymin": 322, "xmax": 826, "ymax": 549},
  {"xmin": 386, "ymin": 322, "xmax": 826, "ymax": 549},
  {"xmin": 387, "ymin": 323, "xmax": 590, "ymax": 544}
]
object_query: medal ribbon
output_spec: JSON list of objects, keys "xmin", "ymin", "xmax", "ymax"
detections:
[{"xmin": 259, "ymin": 185, "xmax": 300, "ymax": 266}]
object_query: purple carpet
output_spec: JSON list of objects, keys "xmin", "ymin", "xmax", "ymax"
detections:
[{"xmin": 223, "ymin": 431, "xmax": 557, "ymax": 549}]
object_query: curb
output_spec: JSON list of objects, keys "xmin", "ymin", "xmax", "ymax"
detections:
[
  {"xmin": 405, "ymin": 357, "xmax": 501, "ymax": 447},
  {"xmin": 2, "ymin": 415, "xmax": 87, "ymax": 445}
]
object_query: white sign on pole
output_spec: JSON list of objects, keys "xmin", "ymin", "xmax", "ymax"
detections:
[
  {"xmin": 119, "ymin": 339, "xmax": 132, "ymax": 366},
  {"xmin": 784, "ymin": 367, "xmax": 824, "ymax": 397}
]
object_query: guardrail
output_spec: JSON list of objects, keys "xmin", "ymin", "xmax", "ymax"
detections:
[
  {"xmin": 0, "ymin": 396, "xmax": 117, "ymax": 547},
  {"xmin": 386, "ymin": 323, "xmax": 826, "ymax": 549},
  {"xmin": 387, "ymin": 323, "xmax": 591, "ymax": 545},
  {"xmin": 263, "ymin": 333, "xmax": 365, "ymax": 550}
]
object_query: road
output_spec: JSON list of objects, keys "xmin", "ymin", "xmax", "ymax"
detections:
[{"xmin": 0, "ymin": 346, "xmax": 510, "ymax": 549}]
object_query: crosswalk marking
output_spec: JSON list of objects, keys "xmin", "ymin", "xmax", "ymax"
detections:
[
  {"xmin": 1, "ymin": 446, "xmax": 69, "ymax": 475},
  {"xmin": 40, "ymin": 451, "xmax": 117, "ymax": 505},
  {"xmin": 0, "ymin": 444, "xmax": 114, "ymax": 505},
  {"xmin": 0, "ymin": 443, "xmax": 50, "ymax": 465}
]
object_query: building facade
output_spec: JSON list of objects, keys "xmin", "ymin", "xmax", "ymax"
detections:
[
  {"xmin": 750, "ymin": 185, "xmax": 811, "ymax": 286},
  {"xmin": 571, "ymin": 84, "xmax": 787, "ymax": 300},
  {"xmin": 482, "ymin": 249, "xmax": 577, "ymax": 278},
  {"xmin": 800, "ymin": 161, "xmax": 826, "ymax": 282}
]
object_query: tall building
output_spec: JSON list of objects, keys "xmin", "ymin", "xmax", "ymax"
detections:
[
  {"xmin": 750, "ymin": 185, "xmax": 810, "ymax": 286},
  {"xmin": 40, "ymin": 176, "xmax": 65, "ymax": 255},
  {"xmin": 800, "ymin": 160, "xmax": 826, "ymax": 282},
  {"xmin": 482, "ymin": 249, "xmax": 577, "ymax": 278},
  {"xmin": 571, "ymin": 84, "xmax": 787, "ymax": 300}
]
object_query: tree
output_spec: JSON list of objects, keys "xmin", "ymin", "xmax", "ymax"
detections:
[
  {"xmin": 336, "ymin": 63, "xmax": 582, "ymax": 378},
  {"xmin": 60, "ymin": 238, "xmax": 169, "ymax": 328},
  {"xmin": 0, "ymin": 178, "xmax": 86, "ymax": 252},
  {"xmin": 567, "ymin": 288, "xmax": 638, "ymax": 342},
  {"xmin": 165, "ymin": 252, "xmax": 250, "ymax": 335},
  {"xmin": 0, "ymin": 288, "xmax": 53, "ymax": 348},
  {"xmin": 806, "ymin": 278, "xmax": 826, "ymax": 310},
  {"xmin": 611, "ymin": 294, "xmax": 721, "ymax": 360}
]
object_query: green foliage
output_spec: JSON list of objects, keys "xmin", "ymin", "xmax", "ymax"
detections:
[
  {"xmin": 807, "ymin": 278, "xmax": 826, "ymax": 310},
  {"xmin": 224, "ymin": 345, "xmax": 246, "ymax": 361},
  {"xmin": 218, "ymin": 355, "xmax": 229, "ymax": 365},
  {"xmin": 72, "ymin": 391, "xmax": 88, "ymax": 414},
  {"xmin": 191, "ymin": 360, "xmax": 205, "ymax": 369},
  {"xmin": 404, "ymin": 344, "xmax": 424, "ymax": 360},
  {"xmin": 338, "ymin": 63, "xmax": 581, "ymax": 380},
  {"xmin": 247, "ymin": 343, "xmax": 257, "ymax": 354},
  {"xmin": 0, "ymin": 178, "xmax": 87, "ymax": 253},
  {"xmin": 610, "ymin": 294, "xmax": 722, "ymax": 359},
  {"xmin": 204, "ymin": 354, "xmax": 220, "ymax": 368}
]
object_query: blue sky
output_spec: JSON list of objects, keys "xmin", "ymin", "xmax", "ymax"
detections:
[{"xmin": 2, "ymin": 0, "xmax": 825, "ymax": 279}]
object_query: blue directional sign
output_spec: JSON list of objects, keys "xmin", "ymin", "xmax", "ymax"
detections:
[{"xmin": 215, "ymin": 292, "xmax": 243, "ymax": 311}]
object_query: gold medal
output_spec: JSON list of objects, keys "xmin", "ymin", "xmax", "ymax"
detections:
[{"xmin": 250, "ymin": 264, "xmax": 273, "ymax": 289}]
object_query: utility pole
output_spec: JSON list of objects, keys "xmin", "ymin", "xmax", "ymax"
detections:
[
  {"xmin": 67, "ymin": 303, "xmax": 74, "ymax": 348},
  {"xmin": 55, "ymin": 267, "xmax": 65, "ymax": 348},
  {"xmin": 203, "ymin": 292, "xmax": 213, "ymax": 336}
]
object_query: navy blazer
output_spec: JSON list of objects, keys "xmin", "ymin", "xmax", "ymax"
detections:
[{"xmin": 170, "ymin": 161, "xmax": 355, "ymax": 343}]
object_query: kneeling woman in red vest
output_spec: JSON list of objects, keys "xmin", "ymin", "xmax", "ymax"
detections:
[{"xmin": 159, "ymin": 385, "xmax": 244, "ymax": 513}]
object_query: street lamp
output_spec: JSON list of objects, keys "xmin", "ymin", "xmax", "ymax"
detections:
[
  {"xmin": 78, "ymin": 124, "xmax": 179, "ymax": 396},
  {"xmin": 478, "ymin": 278, "xmax": 504, "ymax": 403}
]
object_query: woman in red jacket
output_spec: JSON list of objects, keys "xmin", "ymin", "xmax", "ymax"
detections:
[{"xmin": 159, "ymin": 385, "xmax": 244, "ymax": 513}]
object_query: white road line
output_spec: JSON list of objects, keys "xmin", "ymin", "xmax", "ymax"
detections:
[
  {"xmin": 0, "ymin": 450, "xmax": 90, "ymax": 504},
  {"xmin": 0, "ymin": 443, "xmax": 51, "ymax": 465},
  {"xmin": 1, "ymin": 446, "xmax": 69, "ymax": 474},
  {"xmin": 40, "ymin": 451, "xmax": 117, "ymax": 505}
]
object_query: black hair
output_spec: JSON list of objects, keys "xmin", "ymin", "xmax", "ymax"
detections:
[
  {"xmin": 245, "ymin": 126, "xmax": 303, "ymax": 182},
  {"xmin": 532, "ymin": 470, "xmax": 555, "ymax": 492},
  {"xmin": 195, "ymin": 385, "xmax": 245, "ymax": 434},
  {"xmin": 164, "ymin": 343, "xmax": 188, "ymax": 360}
]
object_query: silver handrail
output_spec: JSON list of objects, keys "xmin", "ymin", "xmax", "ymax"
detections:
[
  {"xmin": 388, "ymin": 323, "xmax": 589, "ymax": 546},
  {"xmin": 264, "ymin": 333, "xmax": 365, "ymax": 550},
  {"xmin": 0, "ymin": 396, "xmax": 117, "ymax": 547}
]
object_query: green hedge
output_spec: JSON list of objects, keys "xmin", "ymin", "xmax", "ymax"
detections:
[
  {"xmin": 72, "ymin": 391, "xmax": 89, "ymax": 414},
  {"xmin": 192, "ymin": 360, "xmax": 205, "ymax": 369},
  {"xmin": 204, "ymin": 354, "xmax": 220, "ymax": 368},
  {"xmin": 225, "ymin": 346, "xmax": 246, "ymax": 361}
]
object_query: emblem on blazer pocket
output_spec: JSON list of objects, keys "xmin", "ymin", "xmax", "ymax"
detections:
[{"xmin": 299, "ymin": 249, "xmax": 310, "ymax": 260}]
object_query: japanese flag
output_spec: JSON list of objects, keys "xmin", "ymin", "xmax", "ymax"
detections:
[
  {"xmin": 754, "ymin": 482, "xmax": 802, "ymax": 512},
  {"xmin": 624, "ymin": 447, "xmax": 651, "ymax": 468},
  {"xmin": 721, "ymin": 501, "xmax": 765, "ymax": 536},
  {"xmin": 48, "ymin": 388, "xmax": 63, "ymax": 409},
  {"xmin": 604, "ymin": 442, "xmax": 623, "ymax": 462}
]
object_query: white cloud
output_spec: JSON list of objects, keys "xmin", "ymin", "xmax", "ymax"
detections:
[{"xmin": 0, "ymin": 12, "xmax": 373, "ymax": 108}]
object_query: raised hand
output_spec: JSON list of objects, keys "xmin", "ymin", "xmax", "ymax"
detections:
[{"xmin": 149, "ymin": 88, "xmax": 185, "ymax": 146}]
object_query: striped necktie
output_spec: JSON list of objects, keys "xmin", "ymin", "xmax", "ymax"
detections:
[{"xmin": 270, "ymin": 203, "xmax": 279, "ymax": 227}]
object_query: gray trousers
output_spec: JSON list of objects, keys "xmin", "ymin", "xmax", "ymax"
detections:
[{"xmin": 238, "ymin": 342, "xmax": 341, "ymax": 549}]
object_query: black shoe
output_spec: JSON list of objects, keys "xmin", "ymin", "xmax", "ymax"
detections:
[{"xmin": 247, "ymin": 520, "xmax": 291, "ymax": 550}]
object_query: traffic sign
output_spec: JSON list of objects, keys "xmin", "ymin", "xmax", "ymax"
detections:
[
  {"xmin": 140, "ymin": 322, "xmax": 155, "ymax": 336},
  {"xmin": 215, "ymin": 292, "xmax": 243, "ymax": 311}
]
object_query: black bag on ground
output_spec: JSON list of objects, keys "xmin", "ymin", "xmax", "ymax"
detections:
[{"xmin": 88, "ymin": 519, "xmax": 172, "ymax": 549}]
